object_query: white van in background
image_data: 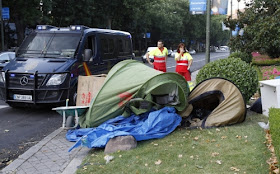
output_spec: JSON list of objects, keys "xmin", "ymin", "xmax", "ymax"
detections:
[{"xmin": 141, "ymin": 47, "xmax": 157, "ymax": 63}]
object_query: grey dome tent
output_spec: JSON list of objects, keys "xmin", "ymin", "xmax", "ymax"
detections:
[{"xmin": 180, "ymin": 78, "xmax": 246, "ymax": 128}]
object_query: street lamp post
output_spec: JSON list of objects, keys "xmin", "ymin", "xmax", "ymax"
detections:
[
  {"xmin": 205, "ymin": 0, "xmax": 211, "ymax": 64},
  {"xmin": 229, "ymin": 0, "xmax": 233, "ymax": 54},
  {"xmin": 0, "ymin": 0, "xmax": 4, "ymax": 51},
  {"xmin": 237, "ymin": 0, "xmax": 241, "ymax": 18}
]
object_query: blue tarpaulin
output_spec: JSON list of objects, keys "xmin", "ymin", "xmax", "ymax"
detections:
[{"xmin": 66, "ymin": 107, "xmax": 182, "ymax": 152}]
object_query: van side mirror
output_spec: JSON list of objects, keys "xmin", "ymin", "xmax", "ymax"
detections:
[{"xmin": 83, "ymin": 49, "xmax": 92, "ymax": 62}]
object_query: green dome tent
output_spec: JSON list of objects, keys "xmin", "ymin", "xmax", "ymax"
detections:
[{"xmin": 79, "ymin": 60, "xmax": 190, "ymax": 128}]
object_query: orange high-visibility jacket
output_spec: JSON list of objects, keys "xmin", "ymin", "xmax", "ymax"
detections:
[
  {"xmin": 149, "ymin": 47, "xmax": 168, "ymax": 70},
  {"xmin": 175, "ymin": 52, "xmax": 193, "ymax": 72}
]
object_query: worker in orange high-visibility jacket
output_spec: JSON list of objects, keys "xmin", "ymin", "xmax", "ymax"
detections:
[
  {"xmin": 146, "ymin": 40, "xmax": 168, "ymax": 72},
  {"xmin": 175, "ymin": 43, "xmax": 193, "ymax": 81}
]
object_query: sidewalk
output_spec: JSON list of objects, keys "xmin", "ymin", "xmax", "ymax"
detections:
[
  {"xmin": 1, "ymin": 70, "xmax": 200, "ymax": 174},
  {"xmin": 190, "ymin": 69, "xmax": 199, "ymax": 85},
  {"xmin": 1, "ymin": 128, "xmax": 90, "ymax": 174}
]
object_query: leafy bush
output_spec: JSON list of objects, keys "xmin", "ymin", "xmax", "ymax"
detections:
[
  {"xmin": 269, "ymin": 108, "xmax": 280, "ymax": 161},
  {"xmin": 196, "ymin": 58, "xmax": 259, "ymax": 102},
  {"xmin": 228, "ymin": 52, "xmax": 252, "ymax": 64}
]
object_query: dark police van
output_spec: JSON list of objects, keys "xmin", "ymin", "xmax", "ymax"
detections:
[{"xmin": 0, "ymin": 25, "xmax": 134, "ymax": 107}]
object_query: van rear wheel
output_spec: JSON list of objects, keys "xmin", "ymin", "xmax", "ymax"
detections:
[{"xmin": 142, "ymin": 58, "xmax": 146, "ymax": 63}]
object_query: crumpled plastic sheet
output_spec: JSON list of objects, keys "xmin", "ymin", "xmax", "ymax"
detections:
[{"xmin": 66, "ymin": 107, "xmax": 182, "ymax": 152}]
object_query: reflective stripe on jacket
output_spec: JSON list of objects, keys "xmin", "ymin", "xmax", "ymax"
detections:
[{"xmin": 176, "ymin": 60, "xmax": 189, "ymax": 72}]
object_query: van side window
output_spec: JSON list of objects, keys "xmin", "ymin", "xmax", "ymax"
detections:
[
  {"xmin": 108, "ymin": 39, "xmax": 114, "ymax": 53},
  {"xmin": 101, "ymin": 38, "xmax": 109, "ymax": 53},
  {"xmin": 118, "ymin": 39, "xmax": 124, "ymax": 53},
  {"xmin": 124, "ymin": 39, "xmax": 131, "ymax": 54}
]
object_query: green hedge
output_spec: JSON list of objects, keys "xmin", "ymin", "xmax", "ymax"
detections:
[
  {"xmin": 252, "ymin": 57, "xmax": 280, "ymax": 66},
  {"xmin": 269, "ymin": 108, "xmax": 280, "ymax": 161},
  {"xmin": 228, "ymin": 52, "xmax": 252, "ymax": 64},
  {"xmin": 196, "ymin": 58, "xmax": 259, "ymax": 102}
]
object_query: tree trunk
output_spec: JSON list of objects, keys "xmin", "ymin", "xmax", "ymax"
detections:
[
  {"xmin": 14, "ymin": 15, "xmax": 26, "ymax": 46},
  {"xmin": 107, "ymin": 18, "xmax": 112, "ymax": 29}
]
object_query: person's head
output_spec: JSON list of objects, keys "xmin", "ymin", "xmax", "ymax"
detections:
[
  {"xmin": 177, "ymin": 43, "xmax": 187, "ymax": 53},
  {"xmin": 157, "ymin": 40, "xmax": 164, "ymax": 49}
]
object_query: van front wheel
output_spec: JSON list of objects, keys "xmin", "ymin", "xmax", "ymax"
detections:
[
  {"xmin": 69, "ymin": 86, "xmax": 77, "ymax": 106},
  {"xmin": 65, "ymin": 116, "xmax": 75, "ymax": 127}
]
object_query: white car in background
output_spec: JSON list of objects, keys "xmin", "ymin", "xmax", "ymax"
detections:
[
  {"xmin": 171, "ymin": 50, "xmax": 177, "ymax": 57},
  {"xmin": 171, "ymin": 49, "xmax": 196, "ymax": 57},
  {"xmin": 219, "ymin": 46, "xmax": 229, "ymax": 51},
  {"xmin": 0, "ymin": 52, "xmax": 15, "ymax": 70},
  {"xmin": 142, "ymin": 47, "xmax": 157, "ymax": 63},
  {"xmin": 189, "ymin": 49, "xmax": 196, "ymax": 55}
]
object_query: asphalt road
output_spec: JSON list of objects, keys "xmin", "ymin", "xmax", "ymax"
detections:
[
  {"xmin": 137, "ymin": 50, "xmax": 230, "ymax": 73},
  {"xmin": 0, "ymin": 50, "xmax": 229, "ymax": 169}
]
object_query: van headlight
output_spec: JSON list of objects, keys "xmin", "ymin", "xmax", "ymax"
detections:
[
  {"xmin": 0, "ymin": 72, "xmax": 5, "ymax": 83},
  {"xmin": 46, "ymin": 73, "xmax": 67, "ymax": 86}
]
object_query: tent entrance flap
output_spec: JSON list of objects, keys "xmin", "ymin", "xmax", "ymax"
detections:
[
  {"xmin": 127, "ymin": 83, "xmax": 182, "ymax": 115},
  {"xmin": 151, "ymin": 83, "xmax": 180, "ymax": 105},
  {"xmin": 183, "ymin": 90, "xmax": 225, "ymax": 128},
  {"xmin": 189, "ymin": 90, "xmax": 225, "ymax": 110}
]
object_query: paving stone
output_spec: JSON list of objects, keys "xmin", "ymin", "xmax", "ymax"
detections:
[
  {"xmin": 28, "ymin": 156, "xmax": 39, "ymax": 162},
  {"xmin": 50, "ymin": 166, "xmax": 61, "ymax": 172},
  {"xmin": 20, "ymin": 167, "xmax": 37, "ymax": 174},
  {"xmin": 33, "ymin": 162, "xmax": 48, "ymax": 168},
  {"xmin": 19, "ymin": 161, "xmax": 33, "ymax": 170},
  {"xmin": 14, "ymin": 169, "xmax": 26, "ymax": 174}
]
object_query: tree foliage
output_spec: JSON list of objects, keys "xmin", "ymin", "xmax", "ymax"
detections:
[
  {"xmin": 224, "ymin": 0, "xmax": 280, "ymax": 58},
  {"xmin": 3, "ymin": 0, "xmax": 229, "ymax": 51},
  {"xmin": 3, "ymin": 0, "xmax": 43, "ymax": 45}
]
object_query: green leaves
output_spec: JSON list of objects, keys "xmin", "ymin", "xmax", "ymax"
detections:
[
  {"xmin": 228, "ymin": 52, "xmax": 253, "ymax": 64},
  {"xmin": 225, "ymin": 0, "xmax": 280, "ymax": 58}
]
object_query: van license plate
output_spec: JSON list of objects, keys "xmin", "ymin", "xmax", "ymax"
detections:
[{"xmin": 13, "ymin": 94, "xmax": 32, "ymax": 101}]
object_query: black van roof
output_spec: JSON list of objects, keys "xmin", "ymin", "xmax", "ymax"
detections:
[
  {"xmin": 35, "ymin": 25, "xmax": 131, "ymax": 37},
  {"xmin": 84, "ymin": 28, "xmax": 131, "ymax": 37}
]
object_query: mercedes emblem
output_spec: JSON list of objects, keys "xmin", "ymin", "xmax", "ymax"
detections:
[{"xmin": 20, "ymin": 76, "xmax": 29, "ymax": 86}]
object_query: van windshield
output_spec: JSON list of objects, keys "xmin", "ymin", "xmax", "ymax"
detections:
[{"xmin": 17, "ymin": 32, "xmax": 81, "ymax": 58}]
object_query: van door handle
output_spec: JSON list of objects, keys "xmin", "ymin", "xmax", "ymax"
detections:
[{"xmin": 100, "ymin": 62, "xmax": 104, "ymax": 65}]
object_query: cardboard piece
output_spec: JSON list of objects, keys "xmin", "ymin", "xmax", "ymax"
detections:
[{"xmin": 76, "ymin": 74, "xmax": 106, "ymax": 106}]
